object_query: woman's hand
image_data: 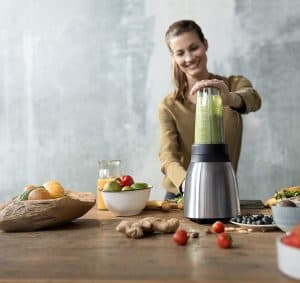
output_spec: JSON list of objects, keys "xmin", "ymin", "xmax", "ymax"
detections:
[{"xmin": 188, "ymin": 79, "xmax": 230, "ymax": 105}]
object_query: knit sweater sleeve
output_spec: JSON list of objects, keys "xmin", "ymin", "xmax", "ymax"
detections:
[
  {"xmin": 158, "ymin": 99, "xmax": 186, "ymax": 192},
  {"xmin": 228, "ymin": 75, "xmax": 262, "ymax": 114}
]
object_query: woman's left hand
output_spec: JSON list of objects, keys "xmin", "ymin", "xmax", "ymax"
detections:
[{"xmin": 189, "ymin": 79, "xmax": 230, "ymax": 105}]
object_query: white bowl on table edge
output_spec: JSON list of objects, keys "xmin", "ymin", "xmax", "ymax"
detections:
[
  {"xmin": 276, "ymin": 236, "xmax": 300, "ymax": 280},
  {"xmin": 102, "ymin": 186, "xmax": 152, "ymax": 216},
  {"xmin": 271, "ymin": 205, "xmax": 300, "ymax": 232}
]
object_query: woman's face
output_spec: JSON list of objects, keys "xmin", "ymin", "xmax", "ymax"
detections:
[{"xmin": 169, "ymin": 31, "xmax": 208, "ymax": 81}]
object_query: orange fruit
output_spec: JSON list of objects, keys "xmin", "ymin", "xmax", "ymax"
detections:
[
  {"xmin": 43, "ymin": 180, "xmax": 65, "ymax": 199},
  {"xmin": 28, "ymin": 187, "xmax": 51, "ymax": 200}
]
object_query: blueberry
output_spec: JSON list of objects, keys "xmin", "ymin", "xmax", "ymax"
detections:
[{"xmin": 263, "ymin": 216, "xmax": 272, "ymax": 225}]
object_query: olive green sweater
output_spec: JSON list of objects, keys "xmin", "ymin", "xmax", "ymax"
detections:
[{"xmin": 158, "ymin": 73, "xmax": 261, "ymax": 194}]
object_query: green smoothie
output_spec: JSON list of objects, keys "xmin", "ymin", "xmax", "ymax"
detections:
[{"xmin": 194, "ymin": 89, "xmax": 224, "ymax": 144}]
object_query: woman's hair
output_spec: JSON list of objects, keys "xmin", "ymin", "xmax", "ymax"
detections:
[{"xmin": 165, "ymin": 20, "xmax": 206, "ymax": 101}]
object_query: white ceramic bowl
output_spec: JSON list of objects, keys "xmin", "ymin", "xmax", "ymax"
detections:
[
  {"xmin": 294, "ymin": 200, "xmax": 300, "ymax": 207},
  {"xmin": 272, "ymin": 205, "xmax": 300, "ymax": 232},
  {"xmin": 276, "ymin": 236, "xmax": 300, "ymax": 280},
  {"xmin": 102, "ymin": 187, "xmax": 151, "ymax": 216}
]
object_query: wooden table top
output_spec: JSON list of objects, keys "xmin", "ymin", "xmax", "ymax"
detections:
[{"xmin": 0, "ymin": 206, "xmax": 297, "ymax": 283}]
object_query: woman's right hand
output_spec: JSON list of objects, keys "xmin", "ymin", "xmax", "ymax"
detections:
[
  {"xmin": 188, "ymin": 79, "xmax": 231, "ymax": 105},
  {"xmin": 187, "ymin": 80, "xmax": 211, "ymax": 104}
]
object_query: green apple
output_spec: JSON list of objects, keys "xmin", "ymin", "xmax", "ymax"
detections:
[
  {"xmin": 103, "ymin": 181, "xmax": 122, "ymax": 192},
  {"xmin": 131, "ymin": 182, "xmax": 148, "ymax": 190},
  {"xmin": 121, "ymin": 186, "xmax": 132, "ymax": 191}
]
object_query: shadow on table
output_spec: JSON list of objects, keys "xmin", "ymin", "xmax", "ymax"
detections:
[{"xmin": 41, "ymin": 218, "xmax": 102, "ymax": 232}]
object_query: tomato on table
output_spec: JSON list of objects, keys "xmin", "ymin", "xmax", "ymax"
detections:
[
  {"xmin": 212, "ymin": 221, "xmax": 225, "ymax": 233},
  {"xmin": 173, "ymin": 229, "xmax": 188, "ymax": 245},
  {"xmin": 217, "ymin": 232, "xmax": 232, "ymax": 249}
]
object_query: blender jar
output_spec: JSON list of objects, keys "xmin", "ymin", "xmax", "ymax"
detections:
[{"xmin": 194, "ymin": 87, "xmax": 224, "ymax": 144}]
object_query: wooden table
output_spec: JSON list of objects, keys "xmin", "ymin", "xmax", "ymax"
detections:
[{"xmin": 0, "ymin": 206, "xmax": 296, "ymax": 283}]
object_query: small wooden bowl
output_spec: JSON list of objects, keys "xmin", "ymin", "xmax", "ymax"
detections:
[{"xmin": 0, "ymin": 191, "xmax": 95, "ymax": 232}]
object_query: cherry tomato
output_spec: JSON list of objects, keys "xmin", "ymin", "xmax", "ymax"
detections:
[
  {"xmin": 281, "ymin": 234, "xmax": 300, "ymax": 248},
  {"xmin": 217, "ymin": 232, "xmax": 232, "ymax": 249},
  {"xmin": 212, "ymin": 221, "xmax": 225, "ymax": 233},
  {"xmin": 120, "ymin": 175, "xmax": 134, "ymax": 187},
  {"xmin": 291, "ymin": 224, "xmax": 300, "ymax": 238},
  {"xmin": 291, "ymin": 236, "xmax": 300, "ymax": 248},
  {"xmin": 173, "ymin": 229, "xmax": 188, "ymax": 245}
]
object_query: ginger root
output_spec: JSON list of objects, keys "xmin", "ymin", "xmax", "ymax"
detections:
[{"xmin": 116, "ymin": 217, "xmax": 180, "ymax": 239}]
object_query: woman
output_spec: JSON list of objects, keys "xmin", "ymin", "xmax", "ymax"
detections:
[{"xmin": 158, "ymin": 20, "xmax": 261, "ymax": 200}]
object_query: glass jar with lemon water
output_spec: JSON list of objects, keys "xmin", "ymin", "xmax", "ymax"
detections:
[{"xmin": 97, "ymin": 160, "xmax": 121, "ymax": 210}]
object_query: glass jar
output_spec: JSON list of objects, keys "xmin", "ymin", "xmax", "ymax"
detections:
[
  {"xmin": 108, "ymin": 160, "xmax": 121, "ymax": 179},
  {"xmin": 96, "ymin": 160, "xmax": 121, "ymax": 210}
]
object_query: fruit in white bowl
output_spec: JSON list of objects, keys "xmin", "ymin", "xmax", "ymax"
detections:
[
  {"xmin": 103, "ymin": 180, "xmax": 122, "ymax": 192},
  {"xmin": 102, "ymin": 186, "xmax": 152, "ymax": 216},
  {"xmin": 276, "ymin": 224, "xmax": 300, "ymax": 280}
]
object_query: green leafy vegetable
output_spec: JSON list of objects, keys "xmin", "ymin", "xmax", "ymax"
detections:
[{"xmin": 274, "ymin": 190, "xmax": 300, "ymax": 200}]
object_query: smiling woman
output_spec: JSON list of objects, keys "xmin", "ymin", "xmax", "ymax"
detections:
[
  {"xmin": 158, "ymin": 20, "xmax": 262, "ymax": 200},
  {"xmin": 169, "ymin": 32, "xmax": 208, "ymax": 83}
]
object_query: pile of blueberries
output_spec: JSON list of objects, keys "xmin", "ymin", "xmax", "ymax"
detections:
[{"xmin": 231, "ymin": 214, "xmax": 274, "ymax": 225}]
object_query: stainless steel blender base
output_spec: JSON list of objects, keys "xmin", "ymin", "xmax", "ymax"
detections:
[{"xmin": 184, "ymin": 162, "xmax": 240, "ymax": 220}]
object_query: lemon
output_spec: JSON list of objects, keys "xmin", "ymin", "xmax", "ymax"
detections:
[{"xmin": 43, "ymin": 180, "xmax": 65, "ymax": 198}]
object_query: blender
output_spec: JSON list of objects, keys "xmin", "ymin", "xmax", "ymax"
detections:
[{"xmin": 184, "ymin": 87, "xmax": 240, "ymax": 223}]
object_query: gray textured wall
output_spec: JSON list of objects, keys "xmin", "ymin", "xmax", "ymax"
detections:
[{"xmin": 1, "ymin": 0, "xmax": 300, "ymax": 203}]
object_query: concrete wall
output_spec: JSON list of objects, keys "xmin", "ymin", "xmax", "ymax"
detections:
[{"xmin": 1, "ymin": 0, "xmax": 300, "ymax": 203}]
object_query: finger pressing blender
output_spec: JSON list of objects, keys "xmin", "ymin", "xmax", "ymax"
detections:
[{"xmin": 184, "ymin": 87, "xmax": 240, "ymax": 223}]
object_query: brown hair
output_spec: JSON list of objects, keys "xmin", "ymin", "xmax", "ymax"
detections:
[{"xmin": 165, "ymin": 20, "xmax": 206, "ymax": 101}]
